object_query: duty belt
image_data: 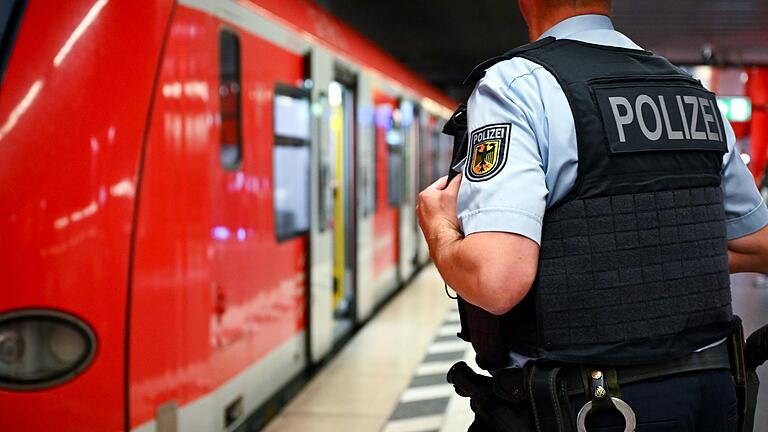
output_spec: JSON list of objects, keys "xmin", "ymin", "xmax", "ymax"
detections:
[
  {"xmin": 568, "ymin": 345, "xmax": 728, "ymax": 432},
  {"xmin": 559, "ymin": 341, "xmax": 730, "ymax": 396},
  {"xmin": 448, "ymin": 342, "xmax": 731, "ymax": 432}
]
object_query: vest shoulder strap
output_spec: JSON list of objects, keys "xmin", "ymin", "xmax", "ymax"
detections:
[{"xmin": 462, "ymin": 37, "xmax": 556, "ymax": 85}]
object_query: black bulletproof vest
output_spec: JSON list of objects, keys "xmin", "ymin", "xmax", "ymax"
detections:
[{"xmin": 456, "ymin": 38, "xmax": 735, "ymax": 370}]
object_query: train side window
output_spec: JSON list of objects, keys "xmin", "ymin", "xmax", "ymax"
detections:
[
  {"xmin": 273, "ymin": 84, "xmax": 311, "ymax": 241},
  {"xmin": 219, "ymin": 29, "xmax": 242, "ymax": 170}
]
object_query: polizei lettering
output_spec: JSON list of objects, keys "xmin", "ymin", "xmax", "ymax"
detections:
[
  {"xmin": 608, "ymin": 95, "xmax": 723, "ymax": 142},
  {"xmin": 471, "ymin": 127, "xmax": 505, "ymax": 144},
  {"xmin": 594, "ymin": 83, "xmax": 727, "ymax": 154}
]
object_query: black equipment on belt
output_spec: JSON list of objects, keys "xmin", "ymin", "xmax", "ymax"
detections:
[
  {"xmin": 736, "ymin": 322, "xmax": 768, "ymax": 432},
  {"xmin": 448, "ymin": 343, "xmax": 732, "ymax": 432},
  {"xmin": 447, "ymin": 362, "xmax": 534, "ymax": 431},
  {"xmin": 447, "ymin": 317, "xmax": 768, "ymax": 432},
  {"xmin": 744, "ymin": 322, "xmax": 768, "ymax": 372},
  {"xmin": 575, "ymin": 368, "xmax": 636, "ymax": 432}
]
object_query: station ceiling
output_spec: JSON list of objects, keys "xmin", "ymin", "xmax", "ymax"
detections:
[{"xmin": 314, "ymin": 0, "xmax": 768, "ymax": 101}]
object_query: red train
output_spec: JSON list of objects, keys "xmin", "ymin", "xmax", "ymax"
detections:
[{"xmin": 0, "ymin": 1, "xmax": 454, "ymax": 430}]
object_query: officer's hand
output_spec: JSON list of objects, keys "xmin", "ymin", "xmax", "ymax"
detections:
[{"xmin": 417, "ymin": 174, "xmax": 463, "ymax": 246}]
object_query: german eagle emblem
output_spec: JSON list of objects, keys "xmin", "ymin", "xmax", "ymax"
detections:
[
  {"xmin": 465, "ymin": 124, "xmax": 510, "ymax": 182},
  {"xmin": 471, "ymin": 141, "xmax": 499, "ymax": 176}
]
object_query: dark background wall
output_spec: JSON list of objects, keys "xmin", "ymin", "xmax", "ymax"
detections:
[{"xmin": 314, "ymin": 0, "xmax": 768, "ymax": 101}]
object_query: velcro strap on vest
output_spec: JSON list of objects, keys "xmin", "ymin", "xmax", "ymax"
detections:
[{"xmin": 462, "ymin": 37, "xmax": 556, "ymax": 85}]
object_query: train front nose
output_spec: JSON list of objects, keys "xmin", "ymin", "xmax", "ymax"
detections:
[{"xmin": 0, "ymin": 0, "xmax": 174, "ymax": 430}]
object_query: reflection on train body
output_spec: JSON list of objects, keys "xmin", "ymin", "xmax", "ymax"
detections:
[{"xmin": 0, "ymin": 1, "xmax": 454, "ymax": 431}]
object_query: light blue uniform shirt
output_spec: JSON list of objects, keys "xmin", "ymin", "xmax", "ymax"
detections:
[{"xmin": 458, "ymin": 14, "xmax": 768, "ymax": 245}]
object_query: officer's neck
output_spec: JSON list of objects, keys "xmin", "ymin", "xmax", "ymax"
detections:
[{"xmin": 525, "ymin": 7, "xmax": 611, "ymax": 41}]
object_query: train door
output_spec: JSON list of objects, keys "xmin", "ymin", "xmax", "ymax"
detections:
[
  {"xmin": 307, "ymin": 48, "xmax": 335, "ymax": 362},
  {"xmin": 398, "ymin": 100, "xmax": 417, "ymax": 281},
  {"xmin": 328, "ymin": 67, "xmax": 357, "ymax": 339},
  {"xmin": 355, "ymin": 74, "xmax": 377, "ymax": 320}
]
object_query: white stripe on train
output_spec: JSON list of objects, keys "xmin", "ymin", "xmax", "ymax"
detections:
[{"xmin": 132, "ymin": 333, "xmax": 305, "ymax": 432}]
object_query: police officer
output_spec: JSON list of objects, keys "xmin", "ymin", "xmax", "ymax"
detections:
[{"xmin": 417, "ymin": 0, "xmax": 768, "ymax": 430}]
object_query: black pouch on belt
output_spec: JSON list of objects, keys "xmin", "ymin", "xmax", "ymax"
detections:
[
  {"xmin": 449, "ymin": 361, "xmax": 578, "ymax": 432},
  {"xmin": 733, "ymin": 315, "xmax": 768, "ymax": 432},
  {"xmin": 743, "ymin": 322, "xmax": 767, "ymax": 432},
  {"xmin": 526, "ymin": 362, "xmax": 576, "ymax": 432},
  {"xmin": 448, "ymin": 362, "xmax": 534, "ymax": 432},
  {"xmin": 728, "ymin": 316, "xmax": 749, "ymax": 432}
]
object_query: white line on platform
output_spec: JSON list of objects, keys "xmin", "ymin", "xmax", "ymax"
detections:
[
  {"xmin": 427, "ymin": 341, "xmax": 468, "ymax": 354},
  {"xmin": 383, "ymin": 415, "xmax": 445, "ymax": 432},
  {"xmin": 416, "ymin": 361, "xmax": 456, "ymax": 376},
  {"xmin": 437, "ymin": 323, "xmax": 462, "ymax": 337},
  {"xmin": 401, "ymin": 384, "xmax": 454, "ymax": 403}
]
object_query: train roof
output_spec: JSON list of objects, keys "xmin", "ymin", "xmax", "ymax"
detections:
[{"xmin": 246, "ymin": 0, "xmax": 457, "ymax": 113}]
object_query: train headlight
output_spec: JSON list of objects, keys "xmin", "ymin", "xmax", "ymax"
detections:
[
  {"xmin": 0, "ymin": 329, "xmax": 24, "ymax": 363},
  {"xmin": 0, "ymin": 310, "xmax": 96, "ymax": 390}
]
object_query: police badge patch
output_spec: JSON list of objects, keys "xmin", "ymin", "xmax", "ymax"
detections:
[{"xmin": 465, "ymin": 123, "xmax": 511, "ymax": 181}]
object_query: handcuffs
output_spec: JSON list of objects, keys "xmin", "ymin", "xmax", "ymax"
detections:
[{"xmin": 575, "ymin": 369, "xmax": 637, "ymax": 432}]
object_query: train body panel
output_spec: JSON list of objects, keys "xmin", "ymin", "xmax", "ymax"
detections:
[
  {"xmin": 0, "ymin": 0, "xmax": 453, "ymax": 430},
  {"xmin": 129, "ymin": 6, "xmax": 309, "ymax": 429},
  {"xmin": 0, "ymin": 1, "xmax": 173, "ymax": 430},
  {"xmin": 372, "ymin": 92, "xmax": 400, "ymax": 285}
]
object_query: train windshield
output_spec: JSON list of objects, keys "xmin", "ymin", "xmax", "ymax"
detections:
[{"xmin": 0, "ymin": 0, "xmax": 26, "ymax": 86}]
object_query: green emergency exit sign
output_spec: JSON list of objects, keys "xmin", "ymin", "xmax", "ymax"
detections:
[{"xmin": 717, "ymin": 96, "xmax": 752, "ymax": 122}]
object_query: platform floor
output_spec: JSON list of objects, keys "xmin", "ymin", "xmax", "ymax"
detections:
[{"xmin": 266, "ymin": 266, "xmax": 768, "ymax": 432}]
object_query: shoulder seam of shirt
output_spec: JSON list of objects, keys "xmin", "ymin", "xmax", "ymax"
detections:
[
  {"xmin": 504, "ymin": 65, "xmax": 546, "ymax": 92},
  {"xmin": 472, "ymin": 64, "xmax": 545, "ymax": 149},
  {"xmin": 479, "ymin": 59, "xmax": 547, "ymax": 92},
  {"xmin": 471, "ymin": 75, "xmax": 533, "ymax": 125}
]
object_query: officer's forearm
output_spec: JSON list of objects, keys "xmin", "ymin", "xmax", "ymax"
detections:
[
  {"xmin": 430, "ymin": 229, "xmax": 539, "ymax": 316},
  {"xmin": 728, "ymin": 250, "xmax": 768, "ymax": 274},
  {"xmin": 727, "ymin": 225, "xmax": 768, "ymax": 273}
]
